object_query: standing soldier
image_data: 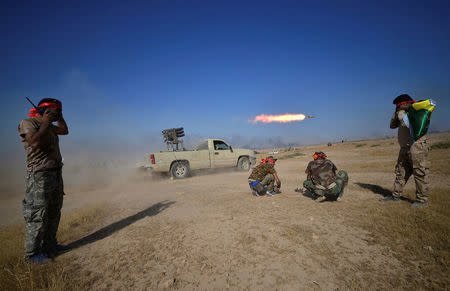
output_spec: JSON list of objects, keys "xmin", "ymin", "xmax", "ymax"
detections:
[
  {"xmin": 18, "ymin": 98, "xmax": 69, "ymax": 263},
  {"xmin": 248, "ymin": 156, "xmax": 281, "ymax": 196},
  {"xmin": 302, "ymin": 152, "xmax": 348, "ymax": 202},
  {"xmin": 381, "ymin": 94, "xmax": 431, "ymax": 208}
]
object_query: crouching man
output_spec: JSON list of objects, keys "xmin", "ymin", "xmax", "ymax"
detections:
[
  {"xmin": 248, "ymin": 156, "xmax": 281, "ymax": 196},
  {"xmin": 303, "ymin": 152, "xmax": 348, "ymax": 202}
]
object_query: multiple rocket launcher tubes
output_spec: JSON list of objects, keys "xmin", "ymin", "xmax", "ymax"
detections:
[{"xmin": 162, "ymin": 128, "xmax": 185, "ymax": 151}]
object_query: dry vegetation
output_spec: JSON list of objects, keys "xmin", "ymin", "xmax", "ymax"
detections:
[
  {"xmin": 278, "ymin": 152, "xmax": 305, "ymax": 160},
  {"xmin": 431, "ymin": 141, "xmax": 450, "ymax": 150},
  {"xmin": 343, "ymin": 186, "xmax": 449, "ymax": 289},
  {"xmin": 0, "ymin": 204, "xmax": 108, "ymax": 291}
]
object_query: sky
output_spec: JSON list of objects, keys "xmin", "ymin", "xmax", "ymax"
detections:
[{"xmin": 1, "ymin": 0, "xmax": 450, "ymax": 158}]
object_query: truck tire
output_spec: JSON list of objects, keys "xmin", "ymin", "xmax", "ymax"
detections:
[
  {"xmin": 171, "ymin": 161, "xmax": 190, "ymax": 179},
  {"xmin": 237, "ymin": 157, "xmax": 250, "ymax": 171}
]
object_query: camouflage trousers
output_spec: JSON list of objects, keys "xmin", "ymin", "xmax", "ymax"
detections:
[
  {"xmin": 393, "ymin": 140, "xmax": 430, "ymax": 202},
  {"xmin": 303, "ymin": 170, "xmax": 348, "ymax": 199},
  {"xmin": 249, "ymin": 174, "xmax": 275, "ymax": 195},
  {"xmin": 22, "ymin": 170, "xmax": 64, "ymax": 258}
]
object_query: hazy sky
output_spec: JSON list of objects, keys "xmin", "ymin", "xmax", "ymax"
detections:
[{"xmin": 2, "ymin": 0, "xmax": 450, "ymax": 155}]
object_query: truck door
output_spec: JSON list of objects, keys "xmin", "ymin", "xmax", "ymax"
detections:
[
  {"xmin": 211, "ymin": 140, "xmax": 236, "ymax": 168},
  {"xmin": 191, "ymin": 140, "xmax": 211, "ymax": 169}
]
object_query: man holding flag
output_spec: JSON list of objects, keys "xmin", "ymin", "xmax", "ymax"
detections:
[{"xmin": 381, "ymin": 94, "xmax": 435, "ymax": 208}]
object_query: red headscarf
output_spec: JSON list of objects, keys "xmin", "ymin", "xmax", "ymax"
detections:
[
  {"xmin": 395, "ymin": 100, "xmax": 415, "ymax": 107},
  {"xmin": 28, "ymin": 102, "xmax": 62, "ymax": 117},
  {"xmin": 313, "ymin": 152, "xmax": 327, "ymax": 160}
]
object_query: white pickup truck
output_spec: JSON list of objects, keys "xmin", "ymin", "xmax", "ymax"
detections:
[{"xmin": 143, "ymin": 139, "xmax": 256, "ymax": 178}]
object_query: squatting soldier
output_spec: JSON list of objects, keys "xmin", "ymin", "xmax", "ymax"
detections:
[
  {"xmin": 18, "ymin": 98, "xmax": 69, "ymax": 264},
  {"xmin": 381, "ymin": 94, "xmax": 430, "ymax": 208},
  {"xmin": 302, "ymin": 152, "xmax": 348, "ymax": 202},
  {"xmin": 248, "ymin": 156, "xmax": 281, "ymax": 196}
]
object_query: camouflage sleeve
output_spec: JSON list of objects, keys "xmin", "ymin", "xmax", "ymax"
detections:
[
  {"xmin": 18, "ymin": 119, "xmax": 37, "ymax": 138},
  {"xmin": 305, "ymin": 162, "xmax": 311, "ymax": 175},
  {"xmin": 331, "ymin": 161, "xmax": 337, "ymax": 173}
]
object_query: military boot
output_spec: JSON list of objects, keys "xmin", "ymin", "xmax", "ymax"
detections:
[
  {"xmin": 26, "ymin": 253, "xmax": 51, "ymax": 265},
  {"xmin": 315, "ymin": 195, "xmax": 326, "ymax": 202}
]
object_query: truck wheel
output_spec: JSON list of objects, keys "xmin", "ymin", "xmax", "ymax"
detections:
[
  {"xmin": 171, "ymin": 161, "xmax": 190, "ymax": 179},
  {"xmin": 237, "ymin": 157, "xmax": 250, "ymax": 171}
]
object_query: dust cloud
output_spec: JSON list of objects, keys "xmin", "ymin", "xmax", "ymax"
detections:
[
  {"xmin": 0, "ymin": 137, "xmax": 163, "ymax": 199},
  {"xmin": 1, "ymin": 129, "xmax": 341, "ymax": 199}
]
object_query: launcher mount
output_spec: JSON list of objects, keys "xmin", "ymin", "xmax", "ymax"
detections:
[{"xmin": 162, "ymin": 127, "xmax": 185, "ymax": 151}]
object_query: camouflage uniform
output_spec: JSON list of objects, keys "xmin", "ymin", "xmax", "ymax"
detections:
[
  {"xmin": 391, "ymin": 110, "xmax": 429, "ymax": 202},
  {"xmin": 23, "ymin": 170, "xmax": 64, "ymax": 257},
  {"xmin": 303, "ymin": 159, "xmax": 348, "ymax": 200},
  {"xmin": 18, "ymin": 118, "xmax": 64, "ymax": 258},
  {"xmin": 248, "ymin": 163, "xmax": 276, "ymax": 194}
]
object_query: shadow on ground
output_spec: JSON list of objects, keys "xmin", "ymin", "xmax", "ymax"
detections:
[
  {"xmin": 143, "ymin": 167, "xmax": 245, "ymax": 181},
  {"xmin": 191, "ymin": 167, "xmax": 244, "ymax": 177},
  {"xmin": 355, "ymin": 182, "xmax": 392, "ymax": 197},
  {"xmin": 65, "ymin": 200, "xmax": 175, "ymax": 251},
  {"xmin": 354, "ymin": 182, "xmax": 414, "ymax": 202}
]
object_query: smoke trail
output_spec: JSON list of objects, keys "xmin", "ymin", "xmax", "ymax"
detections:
[{"xmin": 252, "ymin": 113, "xmax": 306, "ymax": 123}]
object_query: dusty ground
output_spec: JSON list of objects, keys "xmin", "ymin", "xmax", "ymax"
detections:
[{"xmin": 1, "ymin": 133, "xmax": 449, "ymax": 290}]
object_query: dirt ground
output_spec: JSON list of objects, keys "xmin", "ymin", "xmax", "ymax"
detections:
[{"xmin": 1, "ymin": 133, "xmax": 449, "ymax": 290}]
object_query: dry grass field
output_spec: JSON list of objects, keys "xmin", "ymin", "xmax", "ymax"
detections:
[{"xmin": 0, "ymin": 133, "xmax": 449, "ymax": 290}]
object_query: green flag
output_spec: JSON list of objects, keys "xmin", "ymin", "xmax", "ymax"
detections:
[{"xmin": 404, "ymin": 99, "xmax": 436, "ymax": 141}]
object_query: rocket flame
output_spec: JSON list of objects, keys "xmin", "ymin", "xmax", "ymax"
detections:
[{"xmin": 253, "ymin": 113, "xmax": 306, "ymax": 123}]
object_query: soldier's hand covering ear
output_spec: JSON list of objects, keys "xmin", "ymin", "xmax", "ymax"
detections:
[{"xmin": 42, "ymin": 110, "xmax": 56, "ymax": 124}]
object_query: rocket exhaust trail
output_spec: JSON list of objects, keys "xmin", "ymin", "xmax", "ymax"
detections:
[{"xmin": 252, "ymin": 113, "xmax": 314, "ymax": 123}]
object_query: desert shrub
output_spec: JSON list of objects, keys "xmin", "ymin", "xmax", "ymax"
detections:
[
  {"xmin": 370, "ymin": 144, "xmax": 380, "ymax": 147},
  {"xmin": 279, "ymin": 152, "xmax": 305, "ymax": 160},
  {"xmin": 355, "ymin": 143, "xmax": 367, "ymax": 148},
  {"xmin": 431, "ymin": 141, "xmax": 450, "ymax": 150}
]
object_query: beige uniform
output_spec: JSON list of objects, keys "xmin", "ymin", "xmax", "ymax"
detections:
[
  {"xmin": 18, "ymin": 117, "xmax": 63, "ymax": 172},
  {"xmin": 391, "ymin": 110, "xmax": 430, "ymax": 202}
]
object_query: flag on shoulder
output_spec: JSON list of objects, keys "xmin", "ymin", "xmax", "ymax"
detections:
[{"xmin": 402, "ymin": 99, "xmax": 436, "ymax": 141}]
